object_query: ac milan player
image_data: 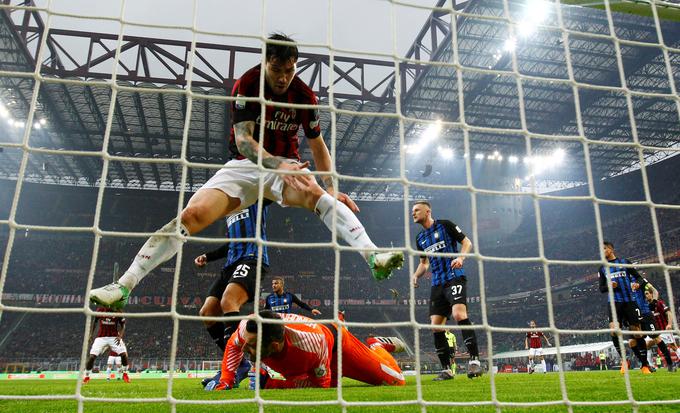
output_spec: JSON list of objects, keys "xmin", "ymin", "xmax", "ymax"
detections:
[
  {"xmin": 83, "ymin": 307, "xmax": 130, "ymax": 383},
  {"xmin": 106, "ymin": 350, "xmax": 123, "ymax": 381},
  {"xmin": 645, "ymin": 288, "xmax": 678, "ymax": 372},
  {"xmin": 525, "ymin": 320, "xmax": 551, "ymax": 374},
  {"xmin": 90, "ymin": 33, "xmax": 403, "ymax": 311},
  {"xmin": 207, "ymin": 310, "xmax": 406, "ymax": 390}
]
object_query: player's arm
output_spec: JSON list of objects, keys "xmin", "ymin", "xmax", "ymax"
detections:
[
  {"xmin": 598, "ymin": 268, "xmax": 610, "ymax": 293},
  {"xmin": 306, "ymin": 135, "xmax": 359, "ymax": 213},
  {"xmin": 441, "ymin": 220, "xmax": 471, "ymax": 269},
  {"xmin": 215, "ymin": 323, "xmax": 246, "ymax": 390},
  {"xmin": 543, "ymin": 334, "xmax": 551, "ymax": 347},
  {"xmin": 525, "ymin": 335, "xmax": 529, "ymax": 350},
  {"xmin": 233, "ymin": 120, "xmax": 310, "ymax": 191},
  {"xmin": 412, "ymin": 257, "xmax": 429, "ymax": 288},
  {"xmin": 116, "ymin": 319, "xmax": 126, "ymax": 345},
  {"xmin": 264, "ymin": 295, "xmax": 272, "ymax": 310},
  {"xmin": 291, "ymin": 294, "xmax": 321, "ymax": 316},
  {"xmin": 195, "ymin": 244, "xmax": 229, "ymax": 267}
]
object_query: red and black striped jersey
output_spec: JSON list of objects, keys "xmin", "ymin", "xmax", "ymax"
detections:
[
  {"xmin": 95, "ymin": 307, "xmax": 125, "ymax": 338},
  {"xmin": 229, "ymin": 64, "xmax": 321, "ymax": 161},
  {"xmin": 526, "ymin": 331, "xmax": 544, "ymax": 349},
  {"xmin": 650, "ymin": 299, "xmax": 670, "ymax": 330}
]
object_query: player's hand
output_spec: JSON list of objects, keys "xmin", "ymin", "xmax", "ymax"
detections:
[
  {"xmin": 278, "ymin": 161, "xmax": 312, "ymax": 191},
  {"xmin": 451, "ymin": 257, "xmax": 464, "ymax": 269},
  {"xmin": 194, "ymin": 254, "xmax": 207, "ymax": 267},
  {"xmin": 115, "ymin": 336, "xmax": 122, "ymax": 346},
  {"xmin": 327, "ymin": 188, "xmax": 360, "ymax": 213},
  {"xmin": 631, "ymin": 282, "xmax": 639, "ymax": 291},
  {"xmin": 311, "ymin": 309, "xmax": 322, "ymax": 316},
  {"xmin": 611, "ymin": 281, "xmax": 618, "ymax": 289},
  {"xmin": 412, "ymin": 277, "xmax": 419, "ymax": 288}
]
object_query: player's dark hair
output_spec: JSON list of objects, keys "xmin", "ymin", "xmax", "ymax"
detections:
[
  {"xmin": 603, "ymin": 241, "xmax": 614, "ymax": 249},
  {"xmin": 246, "ymin": 310, "xmax": 284, "ymax": 349},
  {"xmin": 266, "ymin": 33, "xmax": 298, "ymax": 63},
  {"xmin": 414, "ymin": 200, "xmax": 431, "ymax": 209}
]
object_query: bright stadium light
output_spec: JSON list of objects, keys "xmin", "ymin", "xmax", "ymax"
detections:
[
  {"xmin": 439, "ymin": 146, "xmax": 454, "ymax": 159},
  {"xmin": 503, "ymin": 37, "xmax": 517, "ymax": 52},
  {"xmin": 421, "ymin": 119, "xmax": 443, "ymax": 145},
  {"xmin": 0, "ymin": 104, "xmax": 8, "ymax": 119},
  {"xmin": 39, "ymin": 118, "xmax": 47, "ymax": 125},
  {"xmin": 475, "ymin": 153, "xmax": 485, "ymax": 160},
  {"xmin": 509, "ymin": 155, "xmax": 519, "ymax": 163},
  {"xmin": 34, "ymin": 122, "xmax": 41, "ymax": 130},
  {"xmin": 552, "ymin": 148, "xmax": 566, "ymax": 164}
]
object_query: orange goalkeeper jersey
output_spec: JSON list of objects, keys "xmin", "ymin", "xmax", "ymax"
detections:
[{"xmin": 218, "ymin": 313, "xmax": 334, "ymax": 389}]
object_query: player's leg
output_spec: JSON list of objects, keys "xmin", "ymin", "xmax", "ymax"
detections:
[
  {"xmin": 220, "ymin": 262, "xmax": 259, "ymax": 387},
  {"xmin": 106, "ymin": 360, "xmax": 113, "ymax": 381},
  {"xmin": 528, "ymin": 352, "xmax": 534, "ymax": 374},
  {"xmin": 84, "ymin": 338, "xmax": 105, "ymax": 383},
  {"xmin": 429, "ymin": 285, "xmax": 454, "ymax": 381},
  {"xmin": 446, "ymin": 277, "xmax": 481, "ymax": 378},
  {"xmin": 278, "ymin": 172, "xmax": 403, "ymax": 280},
  {"xmin": 338, "ymin": 327, "xmax": 405, "ymax": 386},
  {"xmin": 539, "ymin": 354, "xmax": 547, "ymax": 374},
  {"xmin": 90, "ymin": 169, "xmax": 244, "ymax": 308},
  {"xmin": 119, "ymin": 352, "xmax": 130, "ymax": 383},
  {"xmin": 115, "ymin": 358, "xmax": 122, "ymax": 378},
  {"xmin": 653, "ymin": 337, "xmax": 674, "ymax": 370},
  {"xmin": 201, "ymin": 267, "xmax": 233, "ymax": 351}
]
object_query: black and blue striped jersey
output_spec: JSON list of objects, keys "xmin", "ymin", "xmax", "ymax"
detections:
[
  {"xmin": 598, "ymin": 258, "xmax": 642, "ymax": 303},
  {"xmin": 204, "ymin": 204, "xmax": 270, "ymax": 268},
  {"xmin": 224, "ymin": 204, "xmax": 269, "ymax": 268},
  {"xmin": 264, "ymin": 292, "xmax": 313, "ymax": 314},
  {"xmin": 415, "ymin": 219, "xmax": 467, "ymax": 286}
]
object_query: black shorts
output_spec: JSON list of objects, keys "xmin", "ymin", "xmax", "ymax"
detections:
[
  {"xmin": 639, "ymin": 313, "xmax": 658, "ymax": 338},
  {"xmin": 207, "ymin": 259, "xmax": 266, "ymax": 302},
  {"xmin": 430, "ymin": 277, "xmax": 467, "ymax": 317},
  {"xmin": 606, "ymin": 301, "xmax": 641, "ymax": 327}
]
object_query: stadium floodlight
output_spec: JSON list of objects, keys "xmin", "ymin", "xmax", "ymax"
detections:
[
  {"xmin": 475, "ymin": 152, "xmax": 485, "ymax": 160},
  {"xmin": 15, "ymin": 121, "xmax": 25, "ymax": 128},
  {"xmin": 420, "ymin": 119, "xmax": 443, "ymax": 145},
  {"xmin": 523, "ymin": 156, "xmax": 531, "ymax": 164},
  {"xmin": 487, "ymin": 154, "xmax": 495, "ymax": 160},
  {"xmin": 517, "ymin": 0, "xmax": 550, "ymax": 37},
  {"xmin": 0, "ymin": 104, "xmax": 7, "ymax": 118},
  {"xmin": 439, "ymin": 146, "xmax": 453, "ymax": 160},
  {"xmin": 7, "ymin": 118, "xmax": 14, "ymax": 126},
  {"xmin": 33, "ymin": 122, "xmax": 41, "ymax": 130},
  {"xmin": 509, "ymin": 155, "xmax": 519, "ymax": 163},
  {"xmin": 39, "ymin": 118, "xmax": 47, "ymax": 125},
  {"xmin": 552, "ymin": 148, "xmax": 566, "ymax": 164},
  {"xmin": 503, "ymin": 37, "xmax": 517, "ymax": 52}
]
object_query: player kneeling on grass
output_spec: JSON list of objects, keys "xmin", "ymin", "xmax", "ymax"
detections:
[{"xmin": 206, "ymin": 310, "xmax": 406, "ymax": 390}]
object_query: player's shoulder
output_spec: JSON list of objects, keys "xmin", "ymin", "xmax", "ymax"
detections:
[
  {"xmin": 234, "ymin": 64, "xmax": 261, "ymax": 93},
  {"xmin": 289, "ymin": 76, "xmax": 317, "ymax": 103}
]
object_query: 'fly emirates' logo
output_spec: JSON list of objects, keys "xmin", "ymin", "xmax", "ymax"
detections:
[{"xmin": 256, "ymin": 110, "xmax": 299, "ymax": 132}]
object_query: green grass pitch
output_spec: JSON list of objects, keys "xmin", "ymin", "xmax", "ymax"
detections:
[{"xmin": 0, "ymin": 371, "xmax": 678, "ymax": 413}]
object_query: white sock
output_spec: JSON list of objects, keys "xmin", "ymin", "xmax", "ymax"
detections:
[
  {"xmin": 541, "ymin": 360, "xmax": 547, "ymax": 372},
  {"xmin": 121, "ymin": 365, "xmax": 128, "ymax": 373},
  {"xmin": 106, "ymin": 367, "xmax": 111, "ymax": 377},
  {"xmin": 118, "ymin": 218, "xmax": 189, "ymax": 290},
  {"xmin": 314, "ymin": 193, "xmax": 376, "ymax": 260}
]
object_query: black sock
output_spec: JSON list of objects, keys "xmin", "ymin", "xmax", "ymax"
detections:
[
  {"xmin": 207, "ymin": 322, "xmax": 226, "ymax": 351},
  {"xmin": 657, "ymin": 341, "xmax": 674, "ymax": 366},
  {"xmin": 223, "ymin": 311, "xmax": 240, "ymax": 341},
  {"xmin": 611, "ymin": 336, "xmax": 622, "ymax": 357},
  {"xmin": 433, "ymin": 331, "xmax": 451, "ymax": 370},
  {"xmin": 458, "ymin": 318, "xmax": 479, "ymax": 359},
  {"xmin": 632, "ymin": 339, "xmax": 649, "ymax": 367}
]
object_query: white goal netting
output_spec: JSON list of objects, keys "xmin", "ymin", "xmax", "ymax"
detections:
[{"xmin": 0, "ymin": 0, "xmax": 679, "ymax": 412}]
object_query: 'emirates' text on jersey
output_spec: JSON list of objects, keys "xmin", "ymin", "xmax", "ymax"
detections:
[
  {"xmin": 598, "ymin": 258, "xmax": 638, "ymax": 303},
  {"xmin": 416, "ymin": 220, "xmax": 467, "ymax": 286},
  {"xmin": 229, "ymin": 64, "xmax": 321, "ymax": 161},
  {"xmin": 224, "ymin": 204, "xmax": 269, "ymax": 268},
  {"xmin": 95, "ymin": 307, "xmax": 125, "ymax": 338},
  {"xmin": 526, "ymin": 331, "xmax": 544, "ymax": 349}
]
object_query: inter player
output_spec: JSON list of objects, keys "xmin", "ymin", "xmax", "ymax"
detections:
[
  {"xmin": 209, "ymin": 310, "xmax": 406, "ymax": 389},
  {"xmin": 645, "ymin": 288, "xmax": 677, "ymax": 372},
  {"xmin": 264, "ymin": 277, "xmax": 322, "ymax": 315},
  {"xmin": 89, "ymin": 33, "xmax": 403, "ymax": 310},
  {"xmin": 411, "ymin": 201, "xmax": 481, "ymax": 381},
  {"xmin": 83, "ymin": 307, "xmax": 130, "ymax": 383},
  {"xmin": 525, "ymin": 320, "xmax": 551, "ymax": 374},
  {"xmin": 194, "ymin": 202, "xmax": 272, "ymax": 352},
  {"xmin": 598, "ymin": 241, "xmax": 651, "ymax": 374},
  {"xmin": 105, "ymin": 350, "xmax": 123, "ymax": 381}
]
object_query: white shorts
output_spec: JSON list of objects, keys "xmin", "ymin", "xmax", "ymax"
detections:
[
  {"xmin": 659, "ymin": 333, "xmax": 675, "ymax": 345},
  {"xmin": 202, "ymin": 158, "xmax": 307, "ymax": 208},
  {"xmin": 89, "ymin": 337, "xmax": 127, "ymax": 357},
  {"xmin": 528, "ymin": 348, "xmax": 543, "ymax": 357},
  {"xmin": 107, "ymin": 356, "xmax": 122, "ymax": 366}
]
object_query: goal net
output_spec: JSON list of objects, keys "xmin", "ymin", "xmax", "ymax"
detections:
[{"xmin": 0, "ymin": 0, "xmax": 679, "ymax": 411}]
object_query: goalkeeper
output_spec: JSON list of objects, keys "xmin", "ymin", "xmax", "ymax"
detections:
[{"xmin": 208, "ymin": 310, "xmax": 406, "ymax": 389}]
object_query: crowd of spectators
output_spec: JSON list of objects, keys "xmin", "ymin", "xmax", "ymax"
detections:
[{"xmin": 1, "ymin": 155, "xmax": 679, "ymax": 371}]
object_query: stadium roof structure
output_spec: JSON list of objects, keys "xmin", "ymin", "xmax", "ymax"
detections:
[{"xmin": 0, "ymin": 0, "xmax": 678, "ymax": 200}]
